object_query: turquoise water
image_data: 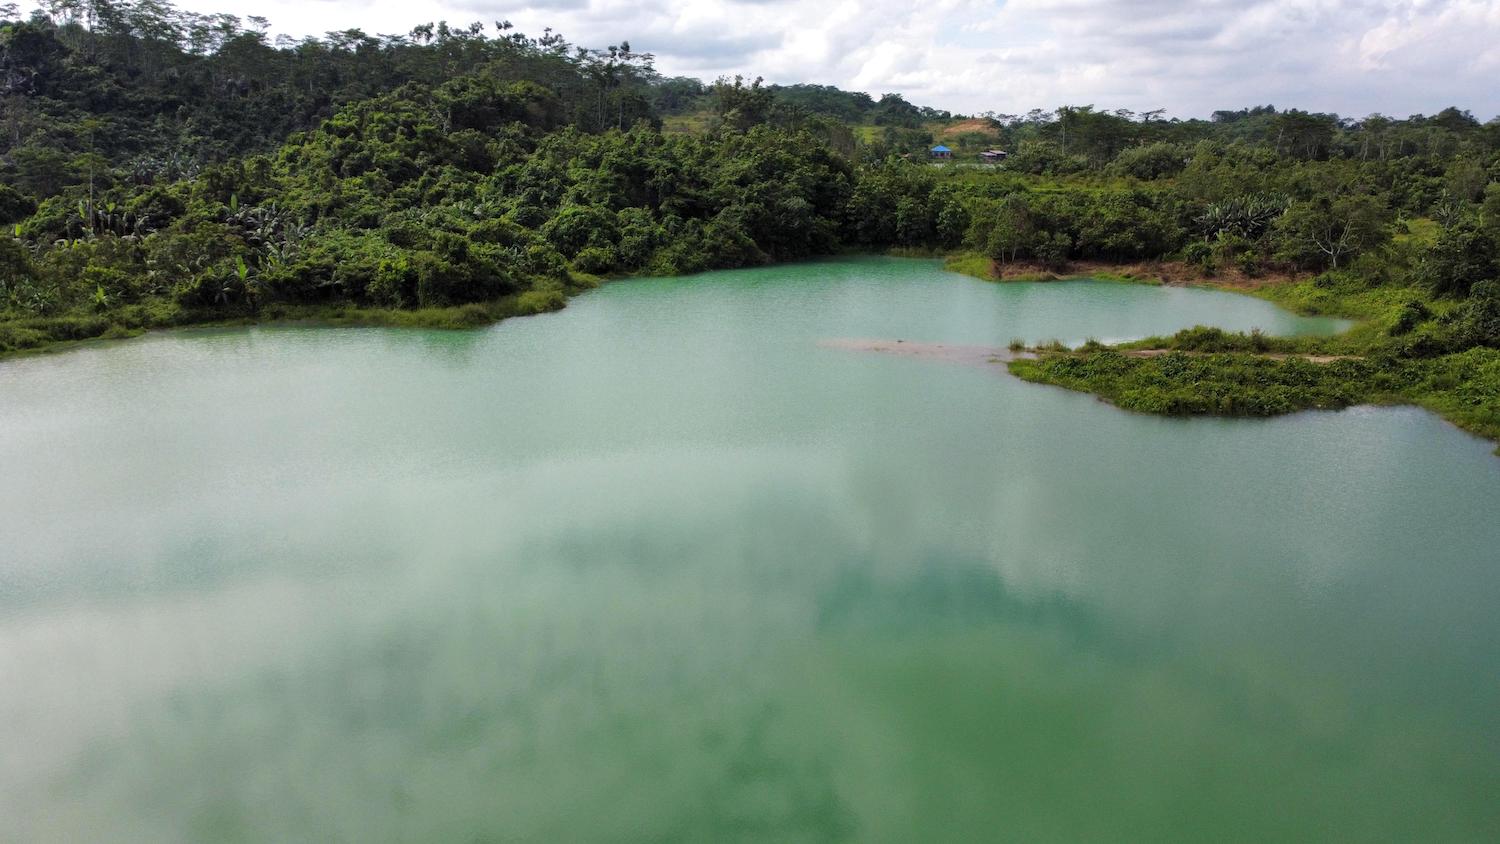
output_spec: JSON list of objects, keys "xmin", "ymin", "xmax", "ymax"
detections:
[{"xmin": 2, "ymin": 257, "xmax": 1498, "ymax": 841}]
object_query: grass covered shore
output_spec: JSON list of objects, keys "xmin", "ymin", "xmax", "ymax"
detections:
[
  {"xmin": 0, "ymin": 284, "xmax": 579, "ymax": 359},
  {"xmin": 1009, "ymin": 344, "xmax": 1500, "ymax": 450},
  {"xmin": 975, "ymin": 258, "xmax": 1500, "ymax": 454}
]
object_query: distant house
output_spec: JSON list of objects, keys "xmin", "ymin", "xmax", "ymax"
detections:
[
  {"xmin": 930, "ymin": 145, "xmax": 953, "ymax": 159},
  {"xmin": 980, "ymin": 149, "xmax": 1009, "ymax": 162}
]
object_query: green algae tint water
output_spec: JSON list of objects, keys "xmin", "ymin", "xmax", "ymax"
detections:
[{"xmin": 2, "ymin": 257, "xmax": 1498, "ymax": 841}]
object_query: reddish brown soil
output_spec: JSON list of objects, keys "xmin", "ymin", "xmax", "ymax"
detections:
[{"xmin": 932, "ymin": 119, "xmax": 1002, "ymax": 140}]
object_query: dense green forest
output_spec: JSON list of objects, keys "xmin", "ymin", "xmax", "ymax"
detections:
[{"xmin": 1, "ymin": 2, "xmax": 1498, "ymax": 445}]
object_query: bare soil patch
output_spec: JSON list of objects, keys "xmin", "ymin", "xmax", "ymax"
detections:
[{"xmin": 932, "ymin": 119, "xmax": 1002, "ymax": 141}]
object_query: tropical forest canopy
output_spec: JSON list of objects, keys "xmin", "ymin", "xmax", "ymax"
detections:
[{"xmin": 1, "ymin": 0, "xmax": 1498, "ymax": 395}]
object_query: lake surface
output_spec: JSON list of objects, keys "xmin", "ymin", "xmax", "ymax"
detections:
[{"xmin": 3, "ymin": 256, "xmax": 1499, "ymax": 841}]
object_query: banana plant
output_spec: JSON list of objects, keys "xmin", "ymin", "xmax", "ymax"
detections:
[{"xmin": 235, "ymin": 255, "xmax": 264, "ymax": 309}]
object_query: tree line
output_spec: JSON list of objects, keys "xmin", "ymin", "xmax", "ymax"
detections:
[{"xmin": 1, "ymin": 2, "xmax": 1498, "ymax": 372}]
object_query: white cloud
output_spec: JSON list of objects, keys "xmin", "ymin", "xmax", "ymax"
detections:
[{"xmin": 155, "ymin": 0, "xmax": 1500, "ymax": 118}]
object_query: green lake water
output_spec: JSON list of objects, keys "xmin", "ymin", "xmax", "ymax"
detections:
[{"xmin": 3, "ymin": 256, "xmax": 1500, "ymax": 841}]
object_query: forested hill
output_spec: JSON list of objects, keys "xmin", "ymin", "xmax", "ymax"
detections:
[{"xmin": 0, "ymin": 2, "xmax": 1498, "ymax": 404}]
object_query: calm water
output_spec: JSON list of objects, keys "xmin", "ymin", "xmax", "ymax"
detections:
[{"xmin": 3, "ymin": 256, "xmax": 1499, "ymax": 841}]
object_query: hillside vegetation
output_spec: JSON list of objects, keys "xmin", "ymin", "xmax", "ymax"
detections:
[{"xmin": 1, "ymin": 3, "xmax": 1498, "ymax": 447}]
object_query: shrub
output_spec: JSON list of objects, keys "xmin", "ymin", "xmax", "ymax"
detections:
[
  {"xmin": 1112, "ymin": 143, "xmax": 1187, "ymax": 180},
  {"xmin": 1390, "ymin": 299, "xmax": 1432, "ymax": 336},
  {"xmin": 0, "ymin": 184, "xmax": 37, "ymax": 225},
  {"xmin": 1182, "ymin": 240, "xmax": 1215, "ymax": 273},
  {"xmin": 412, "ymin": 251, "xmax": 471, "ymax": 308},
  {"xmin": 540, "ymin": 205, "xmax": 618, "ymax": 258},
  {"xmin": 1449, "ymin": 280, "xmax": 1500, "ymax": 348},
  {"xmin": 572, "ymin": 245, "xmax": 618, "ymax": 275}
]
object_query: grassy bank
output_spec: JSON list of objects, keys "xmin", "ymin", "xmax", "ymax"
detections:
[
  {"xmin": 1007, "ymin": 272, "xmax": 1500, "ymax": 455},
  {"xmin": 1009, "ymin": 345, "xmax": 1500, "ymax": 445},
  {"xmin": 0, "ymin": 285, "xmax": 576, "ymax": 360},
  {"xmin": 931, "ymin": 249, "xmax": 1500, "ymax": 454}
]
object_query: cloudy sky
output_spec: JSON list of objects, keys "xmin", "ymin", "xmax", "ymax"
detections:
[{"xmin": 169, "ymin": 0, "xmax": 1500, "ymax": 120}]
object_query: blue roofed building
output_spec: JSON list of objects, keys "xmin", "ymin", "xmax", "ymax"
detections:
[{"xmin": 929, "ymin": 144, "xmax": 953, "ymax": 159}]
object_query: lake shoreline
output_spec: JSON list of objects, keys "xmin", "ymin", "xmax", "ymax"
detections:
[
  {"xmin": 11, "ymin": 253, "xmax": 1493, "ymax": 457},
  {"xmin": 823, "ymin": 333, "xmax": 1500, "ymax": 456},
  {"xmin": 940, "ymin": 251, "xmax": 1315, "ymax": 294},
  {"xmin": 1007, "ymin": 349, "xmax": 1500, "ymax": 456},
  {"xmin": 9, "ymin": 256, "xmax": 1500, "ymax": 839},
  {"xmin": 0, "ymin": 252, "xmax": 1330, "ymax": 363},
  {"xmin": 0, "ymin": 285, "xmax": 579, "ymax": 363},
  {"xmin": 938, "ymin": 253, "xmax": 1500, "ymax": 456}
]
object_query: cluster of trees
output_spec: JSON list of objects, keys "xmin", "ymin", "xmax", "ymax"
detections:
[
  {"xmin": 979, "ymin": 104, "xmax": 1500, "ymax": 170},
  {"xmin": 2, "ymin": 2, "xmax": 1499, "ymax": 372},
  {"xmin": 666, "ymin": 78, "xmax": 949, "ymax": 131},
  {"xmin": 2, "ymin": 75, "xmax": 853, "ymax": 323},
  {"xmin": 0, "ymin": 0, "xmax": 659, "ymax": 198},
  {"xmin": 996, "ymin": 118, "xmax": 1500, "ymax": 442}
]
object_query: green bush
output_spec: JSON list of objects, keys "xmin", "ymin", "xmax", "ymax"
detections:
[
  {"xmin": 1111, "ymin": 143, "xmax": 1187, "ymax": 180},
  {"xmin": 0, "ymin": 184, "xmax": 37, "ymax": 225},
  {"xmin": 572, "ymin": 245, "xmax": 618, "ymax": 275}
]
